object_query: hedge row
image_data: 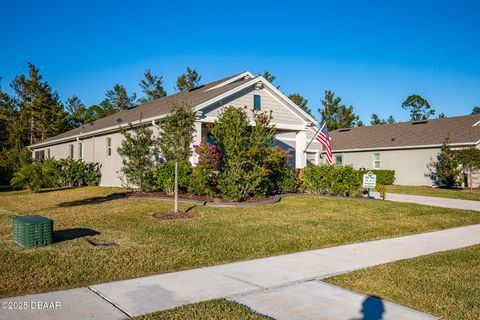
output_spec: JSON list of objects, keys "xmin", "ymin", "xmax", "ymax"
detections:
[
  {"xmin": 303, "ymin": 165, "xmax": 361, "ymax": 197},
  {"xmin": 357, "ymin": 170, "xmax": 395, "ymax": 185}
]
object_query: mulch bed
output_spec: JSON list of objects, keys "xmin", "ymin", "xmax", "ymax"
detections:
[
  {"xmin": 127, "ymin": 191, "xmax": 276, "ymax": 203},
  {"xmin": 153, "ymin": 211, "xmax": 195, "ymax": 220}
]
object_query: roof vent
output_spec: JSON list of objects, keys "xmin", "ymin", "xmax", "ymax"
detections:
[
  {"xmin": 339, "ymin": 128, "xmax": 351, "ymax": 132},
  {"xmin": 116, "ymin": 118, "xmax": 123, "ymax": 123},
  {"xmin": 391, "ymin": 137, "xmax": 395, "ymax": 141},
  {"xmin": 412, "ymin": 120, "xmax": 428, "ymax": 125}
]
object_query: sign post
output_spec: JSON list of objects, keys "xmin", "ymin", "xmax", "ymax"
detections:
[{"xmin": 362, "ymin": 171, "xmax": 377, "ymax": 198}]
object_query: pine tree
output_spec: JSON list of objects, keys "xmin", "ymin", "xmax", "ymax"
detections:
[
  {"xmin": 138, "ymin": 69, "xmax": 166, "ymax": 103},
  {"xmin": 259, "ymin": 70, "xmax": 280, "ymax": 89},
  {"xmin": 319, "ymin": 90, "xmax": 360, "ymax": 130},
  {"xmin": 66, "ymin": 95, "xmax": 88, "ymax": 128},
  {"xmin": 10, "ymin": 63, "xmax": 67, "ymax": 145},
  {"xmin": 370, "ymin": 114, "xmax": 396, "ymax": 125},
  {"xmin": 402, "ymin": 94, "xmax": 435, "ymax": 120},
  {"xmin": 288, "ymin": 93, "xmax": 312, "ymax": 116},
  {"xmin": 100, "ymin": 84, "xmax": 137, "ymax": 112},
  {"xmin": 175, "ymin": 67, "xmax": 201, "ymax": 92}
]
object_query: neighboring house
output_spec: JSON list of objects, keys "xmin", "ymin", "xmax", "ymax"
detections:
[
  {"xmin": 29, "ymin": 71, "xmax": 321, "ymax": 187},
  {"xmin": 322, "ymin": 114, "xmax": 480, "ymax": 186}
]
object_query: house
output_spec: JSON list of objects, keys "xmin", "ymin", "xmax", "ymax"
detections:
[
  {"xmin": 323, "ymin": 114, "xmax": 480, "ymax": 186},
  {"xmin": 29, "ymin": 71, "xmax": 321, "ymax": 187}
]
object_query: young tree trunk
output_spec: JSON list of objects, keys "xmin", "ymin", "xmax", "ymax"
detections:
[
  {"xmin": 174, "ymin": 160, "xmax": 178, "ymax": 213},
  {"xmin": 469, "ymin": 165, "xmax": 473, "ymax": 193}
]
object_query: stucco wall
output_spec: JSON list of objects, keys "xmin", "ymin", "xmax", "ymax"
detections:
[{"xmin": 328, "ymin": 148, "xmax": 441, "ymax": 186}]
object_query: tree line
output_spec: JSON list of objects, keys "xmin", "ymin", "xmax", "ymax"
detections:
[
  {"xmin": 0, "ymin": 63, "xmax": 202, "ymax": 183},
  {"xmin": 261, "ymin": 70, "xmax": 479, "ymax": 131}
]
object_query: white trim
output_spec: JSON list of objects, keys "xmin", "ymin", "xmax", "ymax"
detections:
[
  {"xmin": 30, "ymin": 113, "xmax": 170, "ymax": 148},
  {"xmin": 326, "ymin": 142, "xmax": 477, "ymax": 153},
  {"xmin": 194, "ymin": 79, "xmax": 260, "ymax": 112},
  {"xmin": 473, "ymin": 120, "xmax": 480, "ymax": 126},
  {"xmin": 205, "ymin": 71, "xmax": 254, "ymax": 91}
]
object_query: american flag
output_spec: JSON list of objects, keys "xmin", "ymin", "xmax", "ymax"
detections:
[{"xmin": 314, "ymin": 123, "xmax": 333, "ymax": 164}]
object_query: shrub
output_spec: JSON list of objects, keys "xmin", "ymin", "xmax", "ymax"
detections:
[
  {"xmin": 209, "ymin": 106, "xmax": 295, "ymax": 201},
  {"xmin": 153, "ymin": 161, "xmax": 191, "ymax": 195},
  {"xmin": 427, "ymin": 137, "xmax": 461, "ymax": 188},
  {"xmin": 10, "ymin": 159, "xmax": 60, "ymax": 192},
  {"xmin": 303, "ymin": 164, "xmax": 360, "ymax": 197},
  {"xmin": 84, "ymin": 162, "xmax": 102, "ymax": 186},
  {"xmin": 375, "ymin": 184, "xmax": 387, "ymax": 200},
  {"xmin": 357, "ymin": 170, "xmax": 395, "ymax": 185},
  {"xmin": 118, "ymin": 124, "xmax": 159, "ymax": 191},
  {"xmin": 58, "ymin": 158, "xmax": 85, "ymax": 186},
  {"xmin": 188, "ymin": 142, "xmax": 221, "ymax": 196},
  {"xmin": 10, "ymin": 158, "xmax": 101, "ymax": 192}
]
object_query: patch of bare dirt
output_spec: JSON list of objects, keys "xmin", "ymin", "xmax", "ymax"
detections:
[{"xmin": 153, "ymin": 211, "xmax": 195, "ymax": 220}]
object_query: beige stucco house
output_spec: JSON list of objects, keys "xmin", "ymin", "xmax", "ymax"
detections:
[
  {"xmin": 29, "ymin": 71, "xmax": 322, "ymax": 186},
  {"xmin": 322, "ymin": 114, "xmax": 480, "ymax": 186}
]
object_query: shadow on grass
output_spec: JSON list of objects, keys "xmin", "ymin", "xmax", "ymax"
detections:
[
  {"xmin": 0, "ymin": 185, "xmax": 13, "ymax": 192},
  {"xmin": 57, "ymin": 196, "xmax": 117, "ymax": 207},
  {"xmin": 54, "ymin": 228, "xmax": 100, "ymax": 243},
  {"xmin": 38, "ymin": 187, "xmax": 76, "ymax": 194}
]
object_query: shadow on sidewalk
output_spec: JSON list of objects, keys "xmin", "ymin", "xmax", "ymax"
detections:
[{"xmin": 352, "ymin": 295, "xmax": 385, "ymax": 320}]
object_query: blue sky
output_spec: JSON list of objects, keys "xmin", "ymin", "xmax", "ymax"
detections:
[{"xmin": 1, "ymin": 0, "xmax": 479, "ymax": 123}]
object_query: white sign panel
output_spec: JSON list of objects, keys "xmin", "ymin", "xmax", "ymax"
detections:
[{"xmin": 363, "ymin": 171, "xmax": 377, "ymax": 189}]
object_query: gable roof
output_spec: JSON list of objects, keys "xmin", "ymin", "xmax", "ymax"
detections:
[{"xmin": 329, "ymin": 114, "xmax": 480, "ymax": 152}]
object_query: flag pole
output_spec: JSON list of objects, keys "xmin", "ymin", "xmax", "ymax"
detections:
[{"xmin": 303, "ymin": 123, "xmax": 324, "ymax": 153}]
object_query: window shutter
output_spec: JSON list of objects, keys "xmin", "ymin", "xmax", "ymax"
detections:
[{"xmin": 253, "ymin": 94, "xmax": 261, "ymax": 110}]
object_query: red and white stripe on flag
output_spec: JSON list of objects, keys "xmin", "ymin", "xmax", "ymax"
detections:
[{"xmin": 314, "ymin": 123, "xmax": 333, "ymax": 164}]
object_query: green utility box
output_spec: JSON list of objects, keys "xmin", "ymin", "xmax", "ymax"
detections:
[{"xmin": 13, "ymin": 215, "xmax": 53, "ymax": 249}]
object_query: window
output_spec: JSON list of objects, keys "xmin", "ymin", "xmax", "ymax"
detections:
[
  {"xmin": 69, "ymin": 144, "xmax": 74, "ymax": 158},
  {"xmin": 47, "ymin": 148, "xmax": 51, "ymax": 158},
  {"xmin": 335, "ymin": 154, "xmax": 343, "ymax": 166},
  {"xmin": 34, "ymin": 150, "xmax": 45, "ymax": 161},
  {"xmin": 106, "ymin": 138, "xmax": 112, "ymax": 156},
  {"xmin": 373, "ymin": 153, "xmax": 380, "ymax": 169},
  {"xmin": 253, "ymin": 94, "xmax": 261, "ymax": 111},
  {"xmin": 78, "ymin": 143, "xmax": 83, "ymax": 160}
]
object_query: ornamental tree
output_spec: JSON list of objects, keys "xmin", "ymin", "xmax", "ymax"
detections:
[
  {"xmin": 427, "ymin": 137, "xmax": 461, "ymax": 188},
  {"xmin": 118, "ymin": 124, "xmax": 158, "ymax": 191},
  {"xmin": 455, "ymin": 147, "xmax": 480, "ymax": 192},
  {"xmin": 157, "ymin": 100, "xmax": 196, "ymax": 212}
]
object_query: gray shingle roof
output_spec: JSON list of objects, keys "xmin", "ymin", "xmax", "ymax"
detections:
[
  {"xmin": 33, "ymin": 72, "xmax": 252, "ymax": 147},
  {"xmin": 329, "ymin": 114, "xmax": 480, "ymax": 151}
]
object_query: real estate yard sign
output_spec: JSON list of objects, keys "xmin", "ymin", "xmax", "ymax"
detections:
[{"xmin": 363, "ymin": 171, "xmax": 377, "ymax": 198}]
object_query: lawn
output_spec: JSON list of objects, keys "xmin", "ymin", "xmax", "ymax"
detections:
[
  {"xmin": 325, "ymin": 245, "xmax": 480, "ymax": 320},
  {"xmin": 134, "ymin": 299, "xmax": 266, "ymax": 320},
  {"xmin": 1, "ymin": 186, "xmax": 480, "ymax": 298},
  {"xmin": 385, "ymin": 185, "xmax": 480, "ymax": 201}
]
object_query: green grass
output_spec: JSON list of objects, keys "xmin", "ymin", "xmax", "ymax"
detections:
[
  {"xmin": 325, "ymin": 245, "xmax": 480, "ymax": 320},
  {"xmin": 1, "ymin": 186, "xmax": 480, "ymax": 298},
  {"xmin": 385, "ymin": 185, "xmax": 480, "ymax": 201},
  {"xmin": 134, "ymin": 299, "xmax": 266, "ymax": 320}
]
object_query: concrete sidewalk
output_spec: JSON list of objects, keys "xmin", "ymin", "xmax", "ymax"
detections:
[
  {"xmin": 1, "ymin": 224, "xmax": 479, "ymax": 320},
  {"xmin": 372, "ymin": 192, "xmax": 480, "ymax": 211}
]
